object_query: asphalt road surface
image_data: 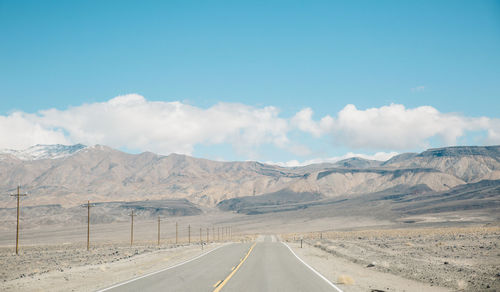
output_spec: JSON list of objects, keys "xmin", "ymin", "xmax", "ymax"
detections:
[{"xmin": 98, "ymin": 235, "xmax": 341, "ymax": 292}]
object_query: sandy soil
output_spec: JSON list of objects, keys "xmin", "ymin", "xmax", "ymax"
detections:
[
  {"xmin": 283, "ymin": 226, "xmax": 500, "ymax": 291},
  {"xmin": 1, "ymin": 211, "xmax": 499, "ymax": 292},
  {"xmin": 0, "ymin": 242, "xmax": 225, "ymax": 292},
  {"xmin": 288, "ymin": 241, "xmax": 450, "ymax": 292}
]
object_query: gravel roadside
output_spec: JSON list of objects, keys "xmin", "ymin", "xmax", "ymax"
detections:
[{"xmin": 1, "ymin": 242, "xmax": 224, "ymax": 292}]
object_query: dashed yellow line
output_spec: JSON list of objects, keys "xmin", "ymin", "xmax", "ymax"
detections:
[{"xmin": 212, "ymin": 242, "xmax": 256, "ymax": 292}]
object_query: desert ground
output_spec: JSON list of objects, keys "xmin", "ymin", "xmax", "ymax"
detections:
[
  {"xmin": 1, "ymin": 242, "xmax": 229, "ymax": 292},
  {"xmin": 1, "ymin": 207, "xmax": 499, "ymax": 292},
  {"xmin": 283, "ymin": 226, "xmax": 500, "ymax": 291}
]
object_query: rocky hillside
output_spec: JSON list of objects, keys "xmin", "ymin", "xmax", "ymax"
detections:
[
  {"xmin": 382, "ymin": 146, "xmax": 500, "ymax": 182},
  {"xmin": 0, "ymin": 144, "xmax": 498, "ymax": 208}
]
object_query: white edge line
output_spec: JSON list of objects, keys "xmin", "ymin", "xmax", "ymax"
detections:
[
  {"xmin": 282, "ymin": 242, "xmax": 343, "ymax": 292},
  {"xmin": 96, "ymin": 243, "xmax": 232, "ymax": 292}
]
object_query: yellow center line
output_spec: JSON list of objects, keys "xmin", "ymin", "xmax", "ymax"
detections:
[
  {"xmin": 213, "ymin": 280, "xmax": 223, "ymax": 288},
  {"xmin": 212, "ymin": 242, "xmax": 257, "ymax": 292}
]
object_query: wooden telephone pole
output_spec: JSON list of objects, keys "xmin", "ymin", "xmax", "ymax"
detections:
[
  {"xmin": 188, "ymin": 224, "xmax": 191, "ymax": 244},
  {"xmin": 9, "ymin": 186, "xmax": 27, "ymax": 255},
  {"xmin": 199, "ymin": 227, "xmax": 202, "ymax": 249},
  {"xmin": 83, "ymin": 201, "xmax": 95, "ymax": 251},
  {"xmin": 129, "ymin": 210, "xmax": 135, "ymax": 246},
  {"xmin": 175, "ymin": 222, "xmax": 178, "ymax": 245},
  {"xmin": 157, "ymin": 216, "xmax": 161, "ymax": 246},
  {"xmin": 206, "ymin": 228, "xmax": 209, "ymax": 243}
]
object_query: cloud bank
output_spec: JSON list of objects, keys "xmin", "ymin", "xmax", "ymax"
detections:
[
  {"xmin": 16, "ymin": 94, "xmax": 289, "ymax": 156},
  {"xmin": 0, "ymin": 95, "xmax": 498, "ymax": 161},
  {"xmin": 293, "ymin": 104, "xmax": 498, "ymax": 150}
]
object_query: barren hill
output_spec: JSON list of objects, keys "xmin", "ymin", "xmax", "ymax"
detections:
[
  {"xmin": 382, "ymin": 146, "xmax": 500, "ymax": 182},
  {"xmin": 0, "ymin": 145, "xmax": 499, "ymax": 210}
]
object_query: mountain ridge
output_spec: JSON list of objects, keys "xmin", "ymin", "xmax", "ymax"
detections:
[
  {"xmin": 0, "ymin": 144, "xmax": 499, "ymax": 208},
  {"xmin": 0, "ymin": 144, "xmax": 87, "ymax": 160}
]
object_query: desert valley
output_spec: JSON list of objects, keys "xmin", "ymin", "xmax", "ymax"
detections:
[{"xmin": 0, "ymin": 144, "xmax": 499, "ymax": 291}]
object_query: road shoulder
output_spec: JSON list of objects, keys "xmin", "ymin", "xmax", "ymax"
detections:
[
  {"xmin": 286, "ymin": 241, "xmax": 451, "ymax": 292},
  {"xmin": 2, "ymin": 243, "xmax": 224, "ymax": 292}
]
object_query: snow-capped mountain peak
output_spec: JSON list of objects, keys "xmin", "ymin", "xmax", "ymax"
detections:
[{"xmin": 0, "ymin": 144, "xmax": 87, "ymax": 160}]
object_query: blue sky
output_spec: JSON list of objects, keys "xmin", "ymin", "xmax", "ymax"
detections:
[{"xmin": 1, "ymin": 0, "xmax": 499, "ymax": 164}]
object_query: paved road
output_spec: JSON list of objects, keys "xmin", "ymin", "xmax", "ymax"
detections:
[
  {"xmin": 220, "ymin": 235, "xmax": 337, "ymax": 292},
  {"xmin": 98, "ymin": 235, "xmax": 340, "ymax": 292}
]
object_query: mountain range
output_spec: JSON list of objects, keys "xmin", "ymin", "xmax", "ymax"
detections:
[{"xmin": 0, "ymin": 144, "xmax": 499, "ymax": 211}]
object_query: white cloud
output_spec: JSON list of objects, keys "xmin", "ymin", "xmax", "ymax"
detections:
[
  {"xmin": 292, "ymin": 103, "xmax": 498, "ymax": 150},
  {"xmin": 0, "ymin": 112, "xmax": 70, "ymax": 149},
  {"xmin": 0, "ymin": 94, "xmax": 290, "ymax": 155},
  {"xmin": 1, "ymin": 96, "xmax": 498, "ymax": 161},
  {"xmin": 287, "ymin": 144, "xmax": 312, "ymax": 156},
  {"xmin": 411, "ymin": 85, "xmax": 426, "ymax": 92},
  {"xmin": 291, "ymin": 108, "xmax": 333, "ymax": 137},
  {"xmin": 486, "ymin": 119, "xmax": 500, "ymax": 144}
]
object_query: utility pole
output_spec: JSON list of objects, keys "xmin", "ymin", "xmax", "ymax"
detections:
[
  {"xmin": 87, "ymin": 201, "xmax": 91, "ymax": 251},
  {"xmin": 157, "ymin": 216, "xmax": 161, "ymax": 246},
  {"xmin": 175, "ymin": 222, "xmax": 178, "ymax": 246},
  {"xmin": 206, "ymin": 228, "xmax": 209, "ymax": 243},
  {"xmin": 218, "ymin": 227, "xmax": 220, "ymax": 241},
  {"xmin": 199, "ymin": 227, "xmax": 202, "ymax": 249},
  {"xmin": 82, "ymin": 201, "xmax": 95, "ymax": 251},
  {"xmin": 129, "ymin": 210, "xmax": 135, "ymax": 246},
  {"xmin": 188, "ymin": 224, "xmax": 191, "ymax": 244},
  {"xmin": 212, "ymin": 226, "xmax": 215, "ymax": 242},
  {"xmin": 9, "ymin": 186, "xmax": 27, "ymax": 255}
]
